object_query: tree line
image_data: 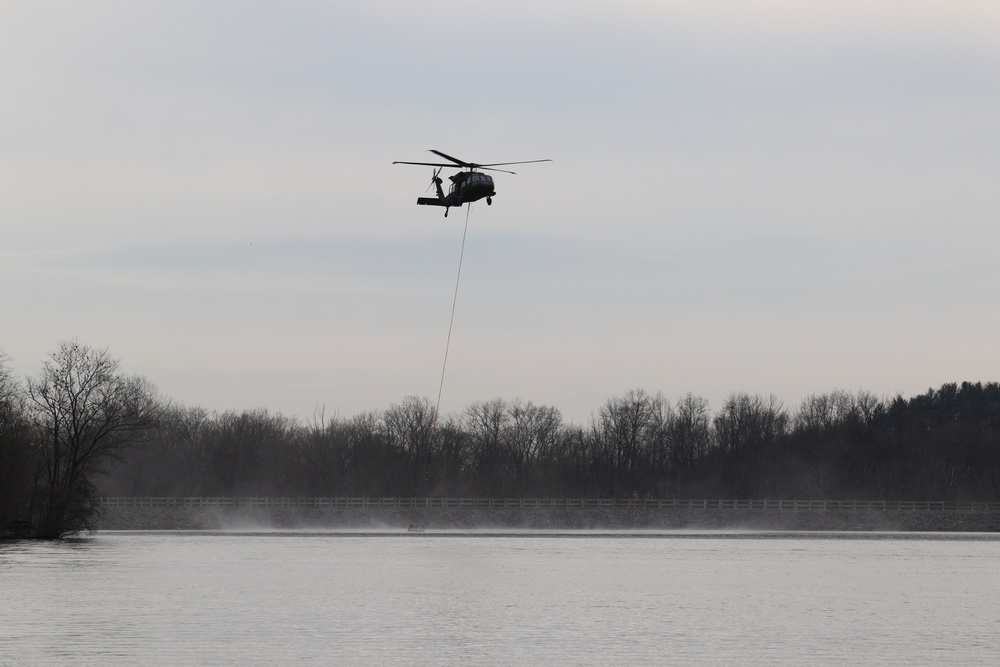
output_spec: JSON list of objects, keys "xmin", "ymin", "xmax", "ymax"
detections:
[{"xmin": 3, "ymin": 341, "xmax": 1000, "ymax": 537}]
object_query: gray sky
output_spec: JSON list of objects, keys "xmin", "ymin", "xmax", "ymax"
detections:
[{"xmin": 2, "ymin": 1, "xmax": 998, "ymax": 425}]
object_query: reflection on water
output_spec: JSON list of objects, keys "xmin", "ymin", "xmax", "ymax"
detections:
[{"xmin": 2, "ymin": 531, "xmax": 999, "ymax": 666}]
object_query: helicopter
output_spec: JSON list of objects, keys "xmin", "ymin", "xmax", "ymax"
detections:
[{"xmin": 393, "ymin": 149, "xmax": 551, "ymax": 217}]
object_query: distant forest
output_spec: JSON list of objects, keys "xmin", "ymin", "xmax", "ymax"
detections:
[
  {"xmin": 97, "ymin": 384, "xmax": 1000, "ymax": 502},
  {"xmin": 3, "ymin": 342, "xmax": 1000, "ymax": 536}
]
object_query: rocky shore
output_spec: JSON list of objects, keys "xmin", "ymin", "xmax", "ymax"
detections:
[{"xmin": 96, "ymin": 505, "xmax": 1000, "ymax": 532}]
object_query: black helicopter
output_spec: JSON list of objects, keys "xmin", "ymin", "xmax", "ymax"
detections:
[{"xmin": 394, "ymin": 149, "xmax": 551, "ymax": 217}]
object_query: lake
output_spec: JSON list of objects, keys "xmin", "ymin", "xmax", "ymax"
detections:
[{"xmin": 2, "ymin": 531, "xmax": 998, "ymax": 665}]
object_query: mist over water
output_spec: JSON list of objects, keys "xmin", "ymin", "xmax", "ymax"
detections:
[{"xmin": 2, "ymin": 531, "xmax": 998, "ymax": 666}]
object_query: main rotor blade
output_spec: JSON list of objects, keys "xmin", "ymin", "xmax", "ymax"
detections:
[
  {"xmin": 393, "ymin": 161, "xmax": 460, "ymax": 168},
  {"xmin": 478, "ymin": 166, "xmax": 517, "ymax": 175},
  {"xmin": 477, "ymin": 159, "xmax": 553, "ymax": 167},
  {"xmin": 394, "ymin": 153, "xmax": 552, "ymax": 175},
  {"xmin": 428, "ymin": 149, "xmax": 471, "ymax": 167}
]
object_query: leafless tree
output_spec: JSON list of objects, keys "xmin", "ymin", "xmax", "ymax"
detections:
[
  {"xmin": 337, "ymin": 411, "xmax": 390, "ymax": 496},
  {"xmin": 495, "ymin": 400, "xmax": 561, "ymax": 495},
  {"xmin": 667, "ymin": 393, "xmax": 712, "ymax": 495},
  {"xmin": 26, "ymin": 341, "xmax": 159, "ymax": 537},
  {"xmin": 384, "ymin": 397, "xmax": 435, "ymax": 457},
  {"xmin": 206, "ymin": 408, "xmax": 296, "ymax": 496},
  {"xmin": 292, "ymin": 407, "xmax": 346, "ymax": 495},
  {"xmin": 383, "ymin": 396, "xmax": 436, "ymax": 492},
  {"xmin": 713, "ymin": 393, "xmax": 788, "ymax": 497},
  {"xmin": 428, "ymin": 414, "xmax": 471, "ymax": 496},
  {"xmin": 592, "ymin": 389, "xmax": 666, "ymax": 496},
  {"xmin": 100, "ymin": 402, "xmax": 214, "ymax": 496},
  {"xmin": 0, "ymin": 352, "xmax": 35, "ymax": 530},
  {"xmin": 465, "ymin": 398, "xmax": 509, "ymax": 495}
]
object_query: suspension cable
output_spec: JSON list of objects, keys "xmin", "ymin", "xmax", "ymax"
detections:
[{"xmin": 430, "ymin": 203, "xmax": 472, "ymax": 445}]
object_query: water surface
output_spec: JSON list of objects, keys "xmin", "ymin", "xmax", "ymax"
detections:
[{"xmin": 2, "ymin": 531, "xmax": 998, "ymax": 665}]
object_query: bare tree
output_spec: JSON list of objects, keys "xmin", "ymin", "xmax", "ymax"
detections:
[
  {"xmin": 668, "ymin": 393, "xmax": 712, "ymax": 495},
  {"xmin": 0, "ymin": 352, "xmax": 35, "ymax": 531},
  {"xmin": 713, "ymin": 393, "xmax": 787, "ymax": 497},
  {"xmin": 292, "ymin": 408, "xmax": 346, "ymax": 496},
  {"xmin": 342, "ymin": 411, "xmax": 392, "ymax": 495},
  {"xmin": 26, "ymin": 341, "xmax": 159, "ymax": 537},
  {"xmin": 465, "ymin": 398, "xmax": 509, "ymax": 495},
  {"xmin": 429, "ymin": 414, "xmax": 471, "ymax": 496},
  {"xmin": 384, "ymin": 397, "xmax": 435, "ymax": 459},
  {"xmin": 505, "ymin": 400, "xmax": 562, "ymax": 489},
  {"xmin": 205, "ymin": 408, "xmax": 296, "ymax": 496},
  {"xmin": 592, "ymin": 389, "xmax": 664, "ymax": 496},
  {"xmin": 100, "ymin": 402, "xmax": 214, "ymax": 496},
  {"xmin": 383, "ymin": 396, "xmax": 435, "ymax": 492}
]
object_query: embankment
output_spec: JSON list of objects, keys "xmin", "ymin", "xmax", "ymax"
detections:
[{"xmin": 96, "ymin": 503, "xmax": 1000, "ymax": 532}]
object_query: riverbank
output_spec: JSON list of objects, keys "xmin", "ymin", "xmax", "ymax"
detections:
[{"xmin": 95, "ymin": 505, "xmax": 1000, "ymax": 532}]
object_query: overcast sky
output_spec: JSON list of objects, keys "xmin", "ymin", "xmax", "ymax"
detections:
[{"xmin": 2, "ymin": 1, "xmax": 998, "ymax": 425}]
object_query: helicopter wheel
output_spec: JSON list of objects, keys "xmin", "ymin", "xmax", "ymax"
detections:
[{"xmin": 487, "ymin": 197, "xmax": 492, "ymax": 205}]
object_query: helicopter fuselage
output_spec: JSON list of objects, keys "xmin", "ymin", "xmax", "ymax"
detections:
[
  {"xmin": 395, "ymin": 149, "xmax": 550, "ymax": 217},
  {"xmin": 417, "ymin": 171, "xmax": 495, "ymax": 213}
]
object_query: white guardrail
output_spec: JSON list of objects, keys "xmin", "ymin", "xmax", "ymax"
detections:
[{"xmin": 95, "ymin": 498, "xmax": 998, "ymax": 511}]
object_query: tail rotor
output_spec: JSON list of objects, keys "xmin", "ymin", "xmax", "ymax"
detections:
[{"xmin": 425, "ymin": 167, "xmax": 443, "ymax": 193}]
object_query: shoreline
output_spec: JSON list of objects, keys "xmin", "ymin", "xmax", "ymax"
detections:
[{"xmin": 95, "ymin": 505, "xmax": 1000, "ymax": 532}]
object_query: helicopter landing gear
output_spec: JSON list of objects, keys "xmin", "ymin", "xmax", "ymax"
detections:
[{"xmin": 486, "ymin": 197, "xmax": 492, "ymax": 205}]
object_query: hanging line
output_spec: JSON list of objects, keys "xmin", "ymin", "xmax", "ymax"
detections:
[{"xmin": 430, "ymin": 203, "xmax": 472, "ymax": 448}]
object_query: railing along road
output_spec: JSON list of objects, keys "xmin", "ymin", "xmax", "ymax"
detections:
[{"xmin": 96, "ymin": 498, "xmax": 998, "ymax": 511}]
